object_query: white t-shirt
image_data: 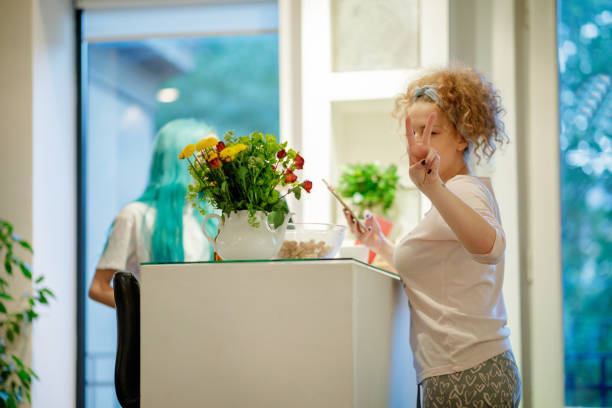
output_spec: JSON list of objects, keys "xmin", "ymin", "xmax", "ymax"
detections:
[
  {"xmin": 393, "ymin": 174, "xmax": 511, "ymax": 383},
  {"xmin": 96, "ymin": 202, "xmax": 212, "ymax": 275}
]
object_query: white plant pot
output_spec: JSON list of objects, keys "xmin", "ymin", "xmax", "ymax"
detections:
[{"xmin": 202, "ymin": 210, "xmax": 290, "ymax": 260}]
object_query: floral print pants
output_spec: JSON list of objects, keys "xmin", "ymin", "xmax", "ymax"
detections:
[{"xmin": 418, "ymin": 350, "xmax": 522, "ymax": 408}]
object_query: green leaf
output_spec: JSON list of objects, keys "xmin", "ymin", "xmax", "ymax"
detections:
[
  {"xmin": 0, "ymin": 302, "xmax": 6, "ymax": 314},
  {"xmin": 0, "ymin": 293, "xmax": 12, "ymax": 301},
  {"xmin": 15, "ymin": 239, "xmax": 32, "ymax": 254},
  {"xmin": 41, "ymin": 288, "xmax": 55, "ymax": 298},
  {"xmin": 3, "ymin": 256, "xmax": 11, "ymax": 275},
  {"xmin": 35, "ymin": 276, "xmax": 44, "ymax": 284},
  {"xmin": 26, "ymin": 368, "xmax": 38, "ymax": 380},
  {"xmin": 6, "ymin": 331, "xmax": 13, "ymax": 343},
  {"xmin": 268, "ymin": 211, "xmax": 285, "ymax": 229},
  {"xmin": 10, "ymin": 357, "xmax": 23, "ymax": 369},
  {"xmin": 17, "ymin": 370, "xmax": 30, "ymax": 387},
  {"xmin": 237, "ymin": 166, "xmax": 247, "ymax": 181},
  {"xmin": 18, "ymin": 262, "xmax": 31, "ymax": 280}
]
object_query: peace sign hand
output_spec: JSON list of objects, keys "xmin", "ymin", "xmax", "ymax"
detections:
[{"xmin": 405, "ymin": 113, "xmax": 442, "ymax": 191}]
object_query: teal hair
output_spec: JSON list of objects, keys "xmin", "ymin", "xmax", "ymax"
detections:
[{"xmin": 136, "ymin": 119, "xmax": 217, "ymax": 262}]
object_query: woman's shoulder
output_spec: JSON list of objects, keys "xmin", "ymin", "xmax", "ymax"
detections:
[
  {"xmin": 114, "ymin": 201, "xmax": 151, "ymax": 224},
  {"xmin": 445, "ymin": 175, "xmax": 496, "ymax": 203}
]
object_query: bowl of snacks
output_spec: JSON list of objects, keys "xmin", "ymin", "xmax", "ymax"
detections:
[{"xmin": 276, "ymin": 223, "xmax": 347, "ymax": 259}]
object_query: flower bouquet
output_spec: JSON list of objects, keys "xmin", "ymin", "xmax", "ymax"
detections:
[{"xmin": 180, "ymin": 130, "xmax": 312, "ymax": 260}]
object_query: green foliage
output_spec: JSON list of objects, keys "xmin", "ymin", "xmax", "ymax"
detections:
[
  {"xmin": 185, "ymin": 131, "xmax": 310, "ymax": 228},
  {"xmin": 0, "ymin": 220, "xmax": 54, "ymax": 408},
  {"xmin": 558, "ymin": 1, "xmax": 612, "ymax": 405},
  {"xmin": 337, "ymin": 163, "xmax": 399, "ymax": 217},
  {"xmin": 155, "ymin": 35, "xmax": 279, "ymax": 137}
]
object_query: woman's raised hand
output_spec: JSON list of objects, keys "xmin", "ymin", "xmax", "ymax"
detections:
[
  {"xmin": 343, "ymin": 209, "xmax": 384, "ymax": 251},
  {"xmin": 405, "ymin": 114, "xmax": 441, "ymax": 190}
]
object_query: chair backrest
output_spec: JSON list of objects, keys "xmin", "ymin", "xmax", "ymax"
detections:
[{"xmin": 113, "ymin": 271, "xmax": 140, "ymax": 408}]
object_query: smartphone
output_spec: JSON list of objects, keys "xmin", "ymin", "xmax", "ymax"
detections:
[{"xmin": 322, "ymin": 178, "xmax": 367, "ymax": 232}]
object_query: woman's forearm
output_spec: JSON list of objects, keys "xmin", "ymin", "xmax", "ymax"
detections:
[
  {"xmin": 423, "ymin": 181, "xmax": 497, "ymax": 255},
  {"xmin": 372, "ymin": 234, "xmax": 397, "ymax": 266},
  {"xmin": 89, "ymin": 286, "xmax": 116, "ymax": 308},
  {"xmin": 88, "ymin": 269, "xmax": 116, "ymax": 308}
]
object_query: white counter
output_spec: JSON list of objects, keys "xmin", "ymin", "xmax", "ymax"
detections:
[{"xmin": 140, "ymin": 258, "xmax": 415, "ymax": 407}]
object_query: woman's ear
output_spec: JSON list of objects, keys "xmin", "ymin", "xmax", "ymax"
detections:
[{"xmin": 456, "ymin": 136, "xmax": 468, "ymax": 152}]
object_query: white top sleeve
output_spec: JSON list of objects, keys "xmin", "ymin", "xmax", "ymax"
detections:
[
  {"xmin": 446, "ymin": 178, "xmax": 506, "ymax": 265},
  {"xmin": 96, "ymin": 206, "xmax": 138, "ymax": 272}
]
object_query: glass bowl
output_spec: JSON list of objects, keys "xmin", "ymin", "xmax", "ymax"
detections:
[{"xmin": 277, "ymin": 223, "xmax": 347, "ymax": 259}]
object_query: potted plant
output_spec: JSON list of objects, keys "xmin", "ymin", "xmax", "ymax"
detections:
[
  {"xmin": 337, "ymin": 163, "xmax": 399, "ymax": 218},
  {"xmin": 0, "ymin": 219, "xmax": 54, "ymax": 407},
  {"xmin": 337, "ymin": 163, "xmax": 399, "ymax": 265},
  {"xmin": 181, "ymin": 130, "xmax": 312, "ymax": 260}
]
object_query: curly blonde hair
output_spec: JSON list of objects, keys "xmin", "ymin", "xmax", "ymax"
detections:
[{"xmin": 393, "ymin": 67, "xmax": 508, "ymax": 163}]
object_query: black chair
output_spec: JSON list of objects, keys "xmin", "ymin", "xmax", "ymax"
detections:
[{"xmin": 113, "ymin": 272, "xmax": 140, "ymax": 408}]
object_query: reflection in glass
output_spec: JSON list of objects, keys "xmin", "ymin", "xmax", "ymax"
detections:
[{"xmin": 84, "ymin": 33, "xmax": 278, "ymax": 408}]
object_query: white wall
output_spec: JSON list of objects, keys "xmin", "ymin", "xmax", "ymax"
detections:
[
  {"xmin": 450, "ymin": 0, "xmax": 523, "ymax": 393},
  {"xmin": 31, "ymin": 0, "xmax": 77, "ymax": 406},
  {"xmin": 0, "ymin": 0, "xmax": 76, "ymax": 407},
  {"xmin": 452, "ymin": 1, "xmax": 565, "ymax": 406}
]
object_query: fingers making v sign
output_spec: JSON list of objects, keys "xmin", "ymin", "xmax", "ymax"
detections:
[{"xmin": 405, "ymin": 113, "xmax": 442, "ymax": 190}]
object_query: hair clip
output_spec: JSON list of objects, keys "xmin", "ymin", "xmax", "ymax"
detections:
[{"xmin": 413, "ymin": 85, "xmax": 439, "ymax": 103}]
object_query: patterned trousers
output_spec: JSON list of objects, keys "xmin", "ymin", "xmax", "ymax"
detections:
[{"xmin": 418, "ymin": 350, "xmax": 522, "ymax": 408}]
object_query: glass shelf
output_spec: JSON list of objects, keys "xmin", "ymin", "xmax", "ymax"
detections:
[{"xmin": 142, "ymin": 257, "xmax": 400, "ymax": 280}]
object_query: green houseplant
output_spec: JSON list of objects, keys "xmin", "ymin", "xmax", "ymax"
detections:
[
  {"xmin": 337, "ymin": 163, "xmax": 399, "ymax": 217},
  {"xmin": 0, "ymin": 219, "xmax": 54, "ymax": 407}
]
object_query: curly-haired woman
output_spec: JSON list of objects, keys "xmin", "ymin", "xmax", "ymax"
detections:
[{"xmin": 345, "ymin": 67, "xmax": 522, "ymax": 407}]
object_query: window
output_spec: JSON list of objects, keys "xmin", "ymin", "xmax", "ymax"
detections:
[
  {"xmin": 79, "ymin": 3, "xmax": 278, "ymax": 406},
  {"xmin": 558, "ymin": 1, "xmax": 612, "ymax": 406}
]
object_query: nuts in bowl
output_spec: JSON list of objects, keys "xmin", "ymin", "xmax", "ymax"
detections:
[{"xmin": 277, "ymin": 223, "xmax": 347, "ymax": 259}]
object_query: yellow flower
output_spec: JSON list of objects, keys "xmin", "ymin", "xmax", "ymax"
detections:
[
  {"xmin": 233, "ymin": 143, "xmax": 247, "ymax": 154},
  {"xmin": 178, "ymin": 151, "xmax": 186, "ymax": 160},
  {"xmin": 182, "ymin": 144, "xmax": 196, "ymax": 158},
  {"xmin": 206, "ymin": 151, "xmax": 219, "ymax": 161},
  {"xmin": 196, "ymin": 137, "xmax": 218, "ymax": 151},
  {"xmin": 219, "ymin": 147, "xmax": 235, "ymax": 162}
]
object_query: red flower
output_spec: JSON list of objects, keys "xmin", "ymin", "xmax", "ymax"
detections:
[
  {"xmin": 209, "ymin": 158, "xmax": 221, "ymax": 168},
  {"xmin": 277, "ymin": 149, "xmax": 287, "ymax": 159},
  {"xmin": 216, "ymin": 141, "xmax": 226, "ymax": 151},
  {"xmin": 303, "ymin": 180, "xmax": 312, "ymax": 193},
  {"xmin": 284, "ymin": 168, "xmax": 294, "ymax": 175},
  {"xmin": 285, "ymin": 173, "xmax": 297, "ymax": 183},
  {"xmin": 295, "ymin": 154, "xmax": 304, "ymax": 170}
]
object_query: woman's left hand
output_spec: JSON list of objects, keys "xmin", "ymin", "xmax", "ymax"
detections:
[{"xmin": 405, "ymin": 113, "xmax": 442, "ymax": 191}]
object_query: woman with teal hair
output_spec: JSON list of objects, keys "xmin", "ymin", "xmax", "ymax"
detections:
[{"xmin": 89, "ymin": 119, "xmax": 218, "ymax": 308}]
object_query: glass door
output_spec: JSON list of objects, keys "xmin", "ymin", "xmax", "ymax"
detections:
[{"xmin": 79, "ymin": 3, "xmax": 279, "ymax": 406}]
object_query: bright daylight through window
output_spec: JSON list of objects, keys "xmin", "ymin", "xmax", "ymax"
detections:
[
  {"xmin": 558, "ymin": 1, "xmax": 612, "ymax": 406},
  {"xmin": 80, "ymin": 3, "xmax": 279, "ymax": 406}
]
